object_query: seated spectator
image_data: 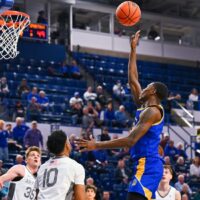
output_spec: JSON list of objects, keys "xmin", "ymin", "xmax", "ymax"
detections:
[
  {"xmin": 164, "ymin": 156, "xmax": 171, "ymax": 165},
  {"xmin": 95, "ymin": 102, "xmax": 104, "ymax": 125},
  {"xmin": 175, "ymin": 156, "xmax": 188, "ymax": 176},
  {"xmin": 104, "ymin": 102, "xmax": 116, "ymax": 127},
  {"xmin": 27, "ymin": 87, "xmax": 39, "ymax": 102},
  {"xmin": 60, "ymin": 60, "xmax": 69, "ymax": 77},
  {"xmin": 83, "ymin": 86, "xmax": 97, "ymax": 103},
  {"xmin": 85, "ymin": 185, "xmax": 97, "ymax": 200},
  {"xmin": 37, "ymin": 91, "xmax": 49, "ymax": 112},
  {"xmin": 160, "ymin": 132, "xmax": 170, "ymax": 149},
  {"xmin": 27, "ymin": 97, "xmax": 41, "ymax": 121},
  {"xmin": 69, "ymin": 92, "xmax": 83, "ymax": 107},
  {"xmin": 102, "ymin": 191, "xmax": 110, "ymax": 200},
  {"xmin": 176, "ymin": 142, "xmax": 188, "ymax": 160},
  {"xmin": 99, "ymin": 127, "xmax": 111, "ymax": 141},
  {"xmin": 13, "ymin": 117, "xmax": 29, "ymax": 146},
  {"xmin": 0, "ymin": 120, "xmax": 9, "ymax": 161},
  {"xmin": 114, "ymin": 159, "xmax": 130, "ymax": 184},
  {"xmin": 6, "ymin": 123, "xmax": 13, "ymax": 139},
  {"xmin": 14, "ymin": 154, "xmax": 25, "ymax": 165},
  {"xmin": 70, "ymin": 102, "xmax": 83, "ymax": 125},
  {"xmin": 93, "ymin": 150, "xmax": 108, "ymax": 166},
  {"xmin": 69, "ymin": 59, "xmax": 82, "ymax": 79},
  {"xmin": 190, "ymin": 156, "xmax": 200, "ymax": 177},
  {"xmin": 96, "ymin": 85, "xmax": 107, "ymax": 108},
  {"xmin": 175, "ymin": 174, "xmax": 192, "ymax": 193},
  {"xmin": 115, "ymin": 105, "xmax": 130, "ymax": 127},
  {"xmin": 112, "ymin": 80, "xmax": 125, "ymax": 98},
  {"xmin": 164, "ymin": 140, "xmax": 178, "ymax": 162},
  {"xmin": 124, "ymin": 83, "xmax": 131, "ymax": 96},
  {"xmin": 86, "ymin": 177, "xmax": 94, "ymax": 185},
  {"xmin": 180, "ymin": 183, "xmax": 192, "ymax": 199},
  {"xmin": 37, "ymin": 10, "xmax": 47, "ymax": 24},
  {"xmin": 17, "ymin": 78, "xmax": 30, "ymax": 97},
  {"xmin": 23, "ymin": 121, "xmax": 43, "ymax": 149},
  {"xmin": 0, "ymin": 160, "xmax": 7, "ymax": 176},
  {"xmin": 13, "ymin": 101, "xmax": 25, "ymax": 120}
]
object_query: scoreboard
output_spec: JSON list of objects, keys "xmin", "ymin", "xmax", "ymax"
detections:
[{"xmin": 23, "ymin": 23, "xmax": 48, "ymax": 41}]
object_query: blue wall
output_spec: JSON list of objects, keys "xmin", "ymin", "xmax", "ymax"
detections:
[{"xmin": 18, "ymin": 40, "xmax": 66, "ymax": 62}]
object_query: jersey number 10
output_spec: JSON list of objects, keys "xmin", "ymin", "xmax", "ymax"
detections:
[{"xmin": 43, "ymin": 168, "xmax": 58, "ymax": 187}]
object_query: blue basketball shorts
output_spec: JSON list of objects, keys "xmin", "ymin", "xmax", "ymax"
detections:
[{"xmin": 128, "ymin": 157, "xmax": 163, "ymax": 200}]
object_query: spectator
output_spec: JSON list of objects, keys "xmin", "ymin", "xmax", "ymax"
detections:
[
  {"xmin": 180, "ymin": 183, "xmax": 192, "ymax": 198},
  {"xmin": 87, "ymin": 101, "xmax": 100, "ymax": 126},
  {"xmin": 37, "ymin": 10, "xmax": 47, "ymax": 24},
  {"xmin": 82, "ymin": 107, "xmax": 94, "ymax": 139},
  {"xmin": 104, "ymin": 102, "xmax": 116, "ymax": 127},
  {"xmin": 37, "ymin": 91, "xmax": 49, "ymax": 112},
  {"xmin": 112, "ymin": 80, "xmax": 125, "ymax": 98},
  {"xmin": 17, "ymin": 78, "xmax": 30, "ymax": 97},
  {"xmin": 114, "ymin": 159, "xmax": 130, "ymax": 184},
  {"xmin": 93, "ymin": 150, "xmax": 108, "ymax": 166},
  {"xmin": 13, "ymin": 117, "xmax": 29, "ymax": 146},
  {"xmin": 124, "ymin": 83, "xmax": 131, "ymax": 96},
  {"xmin": 0, "ymin": 77, "xmax": 9, "ymax": 94},
  {"xmin": 60, "ymin": 60, "xmax": 69, "ymax": 77},
  {"xmin": 187, "ymin": 88, "xmax": 199, "ymax": 110},
  {"xmin": 160, "ymin": 132, "xmax": 170, "ymax": 149},
  {"xmin": 175, "ymin": 175, "xmax": 192, "ymax": 193},
  {"xmin": 182, "ymin": 194, "xmax": 189, "ymax": 200},
  {"xmin": 69, "ymin": 92, "xmax": 83, "ymax": 107},
  {"xmin": 164, "ymin": 156, "xmax": 171, "ymax": 165},
  {"xmin": 115, "ymin": 105, "xmax": 129, "ymax": 127},
  {"xmin": 27, "ymin": 97, "xmax": 41, "ymax": 121},
  {"xmin": 85, "ymin": 185, "xmax": 97, "ymax": 200},
  {"xmin": 95, "ymin": 102, "xmax": 104, "ymax": 125},
  {"xmin": 5, "ymin": 123, "xmax": 13, "ymax": 139},
  {"xmin": 70, "ymin": 102, "xmax": 83, "ymax": 125},
  {"xmin": 83, "ymin": 86, "xmax": 97, "ymax": 103},
  {"xmin": 23, "ymin": 121, "xmax": 43, "ymax": 149},
  {"xmin": 69, "ymin": 59, "xmax": 82, "ymax": 79},
  {"xmin": 0, "ymin": 120, "xmax": 9, "ymax": 161},
  {"xmin": 175, "ymin": 156, "xmax": 188, "ymax": 176},
  {"xmin": 99, "ymin": 127, "xmax": 111, "ymax": 141},
  {"xmin": 102, "ymin": 191, "xmax": 110, "ymax": 200},
  {"xmin": 0, "ymin": 160, "xmax": 7, "ymax": 176},
  {"xmin": 164, "ymin": 140, "xmax": 178, "ymax": 161},
  {"xmin": 27, "ymin": 87, "xmax": 39, "ymax": 102},
  {"xmin": 195, "ymin": 131, "xmax": 200, "ymax": 157},
  {"xmin": 86, "ymin": 177, "xmax": 94, "ymax": 185},
  {"xmin": 147, "ymin": 25, "xmax": 160, "ymax": 40},
  {"xmin": 13, "ymin": 100, "xmax": 25, "ymax": 120},
  {"xmin": 189, "ymin": 156, "xmax": 200, "ymax": 177},
  {"xmin": 96, "ymin": 85, "xmax": 107, "ymax": 108},
  {"xmin": 176, "ymin": 142, "xmax": 188, "ymax": 160},
  {"xmin": 14, "ymin": 154, "xmax": 25, "ymax": 165}
]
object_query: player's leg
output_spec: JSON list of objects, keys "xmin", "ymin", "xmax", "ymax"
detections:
[{"xmin": 127, "ymin": 192, "xmax": 147, "ymax": 200}]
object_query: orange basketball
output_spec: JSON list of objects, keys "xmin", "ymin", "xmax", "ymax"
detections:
[{"xmin": 116, "ymin": 1, "xmax": 141, "ymax": 27}]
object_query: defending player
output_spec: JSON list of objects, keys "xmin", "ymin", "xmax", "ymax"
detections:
[
  {"xmin": 156, "ymin": 165, "xmax": 181, "ymax": 200},
  {"xmin": 76, "ymin": 30, "xmax": 168, "ymax": 200},
  {"xmin": 35, "ymin": 130, "xmax": 85, "ymax": 200},
  {"xmin": 0, "ymin": 146, "xmax": 41, "ymax": 200}
]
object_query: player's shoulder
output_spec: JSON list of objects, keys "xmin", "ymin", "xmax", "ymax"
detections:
[{"xmin": 67, "ymin": 157, "xmax": 84, "ymax": 170}]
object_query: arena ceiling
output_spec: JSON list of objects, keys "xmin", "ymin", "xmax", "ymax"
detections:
[{"xmin": 79, "ymin": 0, "xmax": 200, "ymax": 20}]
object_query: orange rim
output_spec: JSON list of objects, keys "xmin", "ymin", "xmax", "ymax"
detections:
[{"xmin": 0, "ymin": 10, "xmax": 30, "ymax": 27}]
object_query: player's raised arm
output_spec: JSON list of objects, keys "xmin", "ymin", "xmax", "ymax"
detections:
[
  {"xmin": 128, "ymin": 30, "xmax": 142, "ymax": 107},
  {"xmin": 0, "ymin": 165, "xmax": 24, "ymax": 188},
  {"xmin": 75, "ymin": 106, "xmax": 161, "ymax": 151}
]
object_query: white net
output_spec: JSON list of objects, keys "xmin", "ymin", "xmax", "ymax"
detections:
[{"xmin": 0, "ymin": 11, "xmax": 30, "ymax": 60}]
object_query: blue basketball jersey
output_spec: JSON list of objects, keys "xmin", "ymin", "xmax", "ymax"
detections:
[{"xmin": 129, "ymin": 105, "xmax": 164, "ymax": 160}]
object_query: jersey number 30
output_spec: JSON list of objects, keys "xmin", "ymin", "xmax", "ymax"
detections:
[{"xmin": 43, "ymin": 168, "xmax": 58, "ymax": 187}]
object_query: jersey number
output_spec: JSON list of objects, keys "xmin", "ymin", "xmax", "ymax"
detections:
[
  {"xmin": 43, "ymin": 168, "xmax": 58, "ymax": 187},
  {"xmin": 24, "ymin": 187, "xmax": 35, "ymax": 200}
]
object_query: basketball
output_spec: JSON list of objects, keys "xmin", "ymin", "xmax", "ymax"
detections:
[{"xmin": 116, "ymin": 1, "xmax": 141, "ymax": 27}]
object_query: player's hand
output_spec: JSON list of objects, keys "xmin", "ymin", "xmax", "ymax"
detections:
[
  {"xmin": 130, "ymin": 30, "xmax": 140, "ymax": 50},
  {"xmin": 75, "ymin": 137, "xmax": 97, "ymax": 152}
]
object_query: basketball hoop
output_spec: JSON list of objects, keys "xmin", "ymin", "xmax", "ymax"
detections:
[{"xmin": 0, "ymin": 10, "xmax": 30, "ymax": 60}]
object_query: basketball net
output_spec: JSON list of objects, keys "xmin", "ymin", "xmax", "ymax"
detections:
[{"xmin": 0, "ymin": 10, "xmax": 30, "ymax": 60}]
